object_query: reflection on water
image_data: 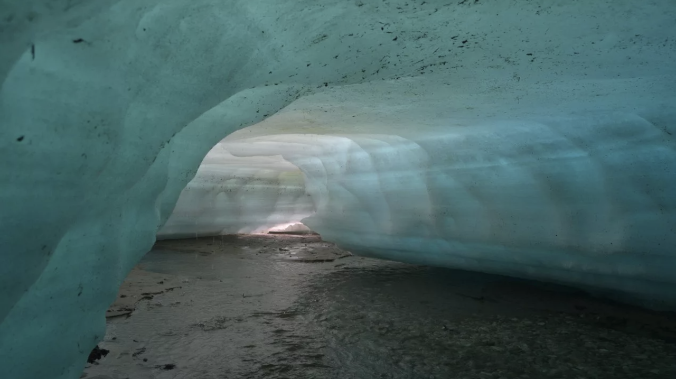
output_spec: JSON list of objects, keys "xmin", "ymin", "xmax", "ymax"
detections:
[{"xmin": 84, "ymin": 235, "xmax": 676, "ymax": 379}]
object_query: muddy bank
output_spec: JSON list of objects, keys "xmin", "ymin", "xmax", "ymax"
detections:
[{"xmin": 84, "ymin": 234, "xmax": 676, "ymax": 379}]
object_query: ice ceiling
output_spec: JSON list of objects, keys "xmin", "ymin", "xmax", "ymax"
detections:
[{"xmin": 1, "ymin": 0, "xmax": 676, "ymax": 378}]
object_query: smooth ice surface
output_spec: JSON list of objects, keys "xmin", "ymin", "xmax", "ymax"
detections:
[
  {"xmin": 1, "ymin": 1, "xmax": 676, "ymax": 378},
  {"xmin": 224, "ymin": 126, "xmax": 676, "ymax": 308}
]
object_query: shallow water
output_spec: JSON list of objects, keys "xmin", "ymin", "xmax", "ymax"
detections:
[{"xmin": 84, "ymin": 235, "xmax": 676, "ymax": 379}]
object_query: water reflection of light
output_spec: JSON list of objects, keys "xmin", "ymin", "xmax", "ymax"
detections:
[{"xmin": 266, "ymin": 222, "xmax": 311, "ymax": 233}]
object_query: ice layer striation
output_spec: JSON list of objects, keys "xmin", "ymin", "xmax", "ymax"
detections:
[{"xmin": 1, "ymin": 0, "xmax": 676, "ymax": 378}]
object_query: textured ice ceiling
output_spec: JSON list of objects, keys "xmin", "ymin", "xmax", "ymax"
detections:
[{"xmin": 1, "ymin": 1, "xmax": 676, "ymax": 378}]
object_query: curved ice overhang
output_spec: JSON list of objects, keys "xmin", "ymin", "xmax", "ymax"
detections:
[{"xmin": 163, "ymin": 68, "xmax": 676, "ymax": 308}]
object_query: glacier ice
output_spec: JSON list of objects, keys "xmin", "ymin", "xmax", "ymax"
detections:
[
  {"xmin": 223, "ymin": 113, "xmax": 676, "ymax": 306},
  {"xmin": 1, "ymin": 0, "xmax": 676, "ymax": 378}
]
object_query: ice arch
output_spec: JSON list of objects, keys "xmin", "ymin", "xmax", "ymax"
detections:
[{"xmin": 1, "ymin": 0, "xmax": 676, "ymax": 378}]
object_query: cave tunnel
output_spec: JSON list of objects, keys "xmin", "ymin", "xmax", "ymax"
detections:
[{"xmin": 1, "ymin": 1, "xmax": 676, "ymax": 378}]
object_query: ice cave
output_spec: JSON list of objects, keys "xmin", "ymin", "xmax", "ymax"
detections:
[{"xmin": 1, "ymin": 1, "xmax": 676, "ymax": 378}]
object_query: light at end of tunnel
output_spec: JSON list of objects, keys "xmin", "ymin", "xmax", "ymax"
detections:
[{"xmin": 266, "ymin": 222, "xmax": 314, "ymax": 234}]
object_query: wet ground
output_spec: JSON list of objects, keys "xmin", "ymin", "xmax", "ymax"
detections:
[{"xmin": 83, "ymin": 234, "xmax": 676, "ymax": 379}]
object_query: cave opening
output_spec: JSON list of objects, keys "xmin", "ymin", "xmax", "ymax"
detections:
[{"xmin": 156, "ymin": 135, "xmax": 318, "ymax": 239}]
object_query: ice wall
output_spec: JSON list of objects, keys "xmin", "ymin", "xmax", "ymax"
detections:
[
  {"xmin": 226, "ymin": 119, "xmax": 676, "ymax": 308},
  {"xmin": 1, "ymin": 0, "xmax": 676, "ymax": 378}
]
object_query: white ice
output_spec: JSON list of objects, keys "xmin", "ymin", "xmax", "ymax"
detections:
[{"xmin": 1, "ymin": 1, "xmax": 676, "ymax": 378}]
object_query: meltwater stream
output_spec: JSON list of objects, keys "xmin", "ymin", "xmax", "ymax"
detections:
[{"xmin": 83, "ymin": 235, "xmax": 676, "ymax": 379}]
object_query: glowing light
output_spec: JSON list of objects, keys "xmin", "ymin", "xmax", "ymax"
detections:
[{"xmin": 266, "ymin": 222, "xmax": 312, "ymax": 233}]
